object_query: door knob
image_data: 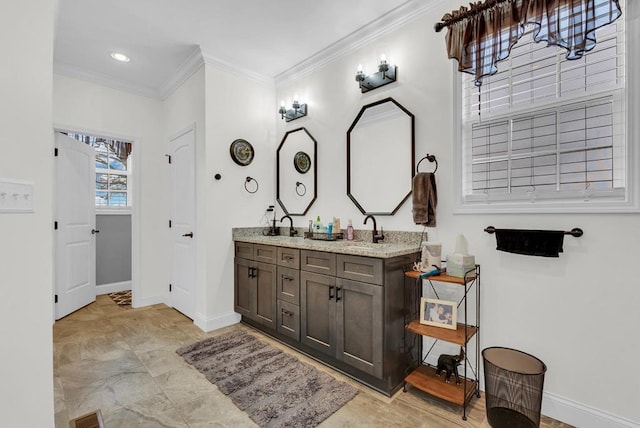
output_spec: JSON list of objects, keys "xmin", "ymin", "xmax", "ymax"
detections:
[
  {"xmin": 182, "ymin": 232, "xmax": 194, "ymax": 238},
  {"xmin": 91, "ymin": 229, "xmax": 100, "ymax": 234}
]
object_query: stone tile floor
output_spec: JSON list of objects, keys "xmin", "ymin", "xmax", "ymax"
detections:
[{"xmin": 54, "ymin": 295, "xmax": 572, "ymax": 427}]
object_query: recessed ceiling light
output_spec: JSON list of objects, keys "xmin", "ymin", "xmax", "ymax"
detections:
[{"xmin": 110, "ymin": 52, "xmax": 130, "ymax": 63}]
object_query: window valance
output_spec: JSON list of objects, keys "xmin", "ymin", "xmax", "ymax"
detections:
[{"xmin": 436, "ymin": 0, "xmax": 622, "ymax": 86}]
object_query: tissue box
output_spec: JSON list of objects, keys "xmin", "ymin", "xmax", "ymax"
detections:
[{"xmin": 446, "ymin": 254, "xmax": 476, "ymax": 278}]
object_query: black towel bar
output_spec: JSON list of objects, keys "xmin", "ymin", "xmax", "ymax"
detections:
[
  {"xmin": 484, "ymin": 226, "xmax": 583, "ymax": 237},
  {"xmin": 416, "ymin": 154, "xmax": 438, "ymax": 174}
]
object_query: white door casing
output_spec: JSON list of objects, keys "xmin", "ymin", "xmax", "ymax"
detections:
[
  {"xmin": 168, "ymin": 127, "xmax": 196, "ymax": 318},
  {"xmin": 55, "ymin": 132, "xmax": 96, "ymax": 319}
]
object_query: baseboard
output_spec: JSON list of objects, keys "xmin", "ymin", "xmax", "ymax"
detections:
[
  {"xmin": 193, "ymin": 310, "xmax": 241, "ymax": 332},
  {"xmin": 131, "ymin": 293, "xmax": 165, "ymax": 309},
  {"xmin": 542, "ymin": 391, "xmax": 639, "ymax": 428},
  {"xmin": 96, "ymin": 280, "xmax": 131, "ymax": 295}
]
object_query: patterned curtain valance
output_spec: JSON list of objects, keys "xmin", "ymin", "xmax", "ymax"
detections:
[{"xmin": 436, "ymin": 0, "xmax": 622, "ymax": 86}]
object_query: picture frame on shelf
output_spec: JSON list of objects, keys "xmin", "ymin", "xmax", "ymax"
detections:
[{"xmin": 420, "ymin": 297, "xmax": 457, "ymax": 330}]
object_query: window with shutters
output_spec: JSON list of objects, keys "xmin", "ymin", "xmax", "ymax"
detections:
[{"xmin": 455, "ymin": 1, "xmax": 638, "ymax": 213}]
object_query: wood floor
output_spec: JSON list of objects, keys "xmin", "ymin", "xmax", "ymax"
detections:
[{"xmin": 53, "ymin": 295, "xmax": 572, "ymax": 427}]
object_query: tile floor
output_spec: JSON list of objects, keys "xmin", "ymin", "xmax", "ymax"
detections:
[{"xmin": 54, "ymin": 295, "xmax": 571, "ymax": 427}]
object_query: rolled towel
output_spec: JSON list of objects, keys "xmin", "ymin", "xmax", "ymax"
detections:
[
  {"xmin": 494, "ymin": 229, "xmax": 565, "ymax": 257},
  {"xmin": 412, "ymin": 172, "xmax": 437, "ymax": 226}
]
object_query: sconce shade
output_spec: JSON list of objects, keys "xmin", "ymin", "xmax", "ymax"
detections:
[
  {"xmin": 355, "ymin": 64, "xmax": 397, "ymax": 93},
  {"xmin": 279, "ymin": 101, "xmax": 308, "ymax": 122}
]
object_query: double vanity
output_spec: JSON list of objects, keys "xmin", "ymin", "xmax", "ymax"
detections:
[{"xmin": 233, "ymin": 228, "xmax": 420, "ymax": 396}]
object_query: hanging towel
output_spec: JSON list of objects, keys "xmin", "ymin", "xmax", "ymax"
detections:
[
  {"xmin": 412, "ymin": 172, "xmax": 437, "ymax": 226},
  {"xmin": 494, "ymin": 229, "xmax": 565, "ymax": 257}
]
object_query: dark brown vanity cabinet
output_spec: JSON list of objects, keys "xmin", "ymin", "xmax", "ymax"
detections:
[
  {"xmin": 234, "ymin": 243, "xmax": 277, "ymax": 330},
  {"xmin": 234, "ymin": 241, "xmax": 416, "ymax": 396},
  {"xmin": 300, "ymin": 253, "xmax": 383, "ymax": 379}
]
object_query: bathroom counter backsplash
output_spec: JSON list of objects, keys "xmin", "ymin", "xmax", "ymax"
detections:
[{"xmin": 232, "ymin": 227, "xmax": 423, "ymax": 259}]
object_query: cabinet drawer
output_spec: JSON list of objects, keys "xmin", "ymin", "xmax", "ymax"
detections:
[
  {"xmin": 277, "ymin": 247, "xmax": 300, "ymax": 269},
  {"xmin": 337, "ymin": 254, "xmax": 383, "ymax": 285},
  {"xmin": 301, "ymin": 250, "xmax": 336, "ymax": 276},
  {"xmin": 254, "ymin": 244, "xmax": 277, "ymax": 264},
  {"xmin": 277, "ymin": 300, "xmax": 300, "ymax": 341},
  {"xmin": 234, "ymin": 241, "xmax": 253, "ymax": 259},
  {"xmin": 277, "ymin": 266, "xmax": 300, "ymax": 305}
]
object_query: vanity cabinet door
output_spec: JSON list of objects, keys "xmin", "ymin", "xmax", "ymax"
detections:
[
  {"xmin": 255, "ymin": 261, "xmax": 277, "ymax": 330},
  {"xmin": 234, "ymin": 258, "xmax": 254, "ymax": 319},
  {"xmin": 336, "ymin": 278, "xmax": 383, "ymax": 379},
  {"xmin": 300, "ymin": 271, "xmax": 337, "ymax": 356}
]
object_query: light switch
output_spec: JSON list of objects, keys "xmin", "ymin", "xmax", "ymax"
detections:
[{"xmin": 0, "ymin": 178, "xmax": 34, "ymax": 213}]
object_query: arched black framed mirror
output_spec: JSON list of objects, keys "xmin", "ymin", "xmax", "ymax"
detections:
[
  {"xmin": 347, "ymin": 97, "xmax": 415, "ymax": 215},
  {"xmin": 277, "ymin": 127, "xmax": 317, "ymax": 216}
]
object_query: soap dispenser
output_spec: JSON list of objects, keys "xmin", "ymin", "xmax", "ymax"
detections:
[{"xmin": 346, "ymin": 219, "xmax": 354, "ymax": 241}]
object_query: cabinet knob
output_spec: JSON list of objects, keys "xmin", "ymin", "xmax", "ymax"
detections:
[{"xmin": 328, "ymin": 286, "xmax": 334, "ymax": 300}]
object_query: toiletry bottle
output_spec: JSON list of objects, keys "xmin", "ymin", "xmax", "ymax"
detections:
[
  {"xmin": 308, "ymin": 220, "xmax": 313, "ymax": 233},
  {"xmin": 315, "ymin": 215, "xmax": 322, "ymax": 231},
  {"xmin": 346, "ymin": 219, "xmax": 354, "ymax": 241},
  {"xmin": 333, "ymin": 217, "xmax": 341, "ymax": 237},
  {"xmin": 327, "ymin": 222, "xmax": 333, "ymax": 240}
]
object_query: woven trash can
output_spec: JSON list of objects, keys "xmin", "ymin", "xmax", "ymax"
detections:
[{"xmin": 482, "ymin": 347, "xmax": 547, "ymax": 428}]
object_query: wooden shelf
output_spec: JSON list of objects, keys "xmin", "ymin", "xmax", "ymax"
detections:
[
  {"xmin": 404, "ymin": 365, "xmax": 477, "ymax": 405},
  {"xmin": 404, "ymin": 269, "xmax": 476, "ymax": 286},
  {"xmin": 405, "ymin": 320, "xmax": 477, "ymax": 345}
]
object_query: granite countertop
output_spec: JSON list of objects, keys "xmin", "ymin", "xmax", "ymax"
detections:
[{"xmin": 232, "ymin": 227, "xmax": 422, "ymax": 259}]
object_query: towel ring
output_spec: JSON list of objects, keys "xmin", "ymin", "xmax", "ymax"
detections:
[
  {"xmin": 295, "ymin": 181, "xmax": 307, "ymax": 196},
  {"xmin": 244, "ymin": 176, "xmax": 259, "ymax": 194},
  {"xmin": 416, "ymin": 154, "xmax": 438, "ymax": 174}
]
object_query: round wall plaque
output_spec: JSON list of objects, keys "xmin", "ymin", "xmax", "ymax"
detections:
[
  {"xmin": 294, "ymin": 151, "xmax": 311, "ymax": 174},
  {"xmin": 230, "ymin": 139, "xmax": 254, "ymax": 166}
]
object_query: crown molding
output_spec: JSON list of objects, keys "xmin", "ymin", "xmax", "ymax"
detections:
[
  {"xmin": 53, "ymin": 61, "xmax": 162, "ymax": 99},
  {"xmin": 274, "ymin": 0, "xmax": 447, "ymax": 87},
  {"xmin": 200, "ymin": 51, "xmax": 275, "ymax": 88},
  {"xmin": 158, "ymin": 47, "xmax": 206, "ymax": 100}
]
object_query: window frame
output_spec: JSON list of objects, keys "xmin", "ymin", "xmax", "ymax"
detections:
[{"xmin": 453, "ymin": 3, "xmax": 639, "ymax": 214}]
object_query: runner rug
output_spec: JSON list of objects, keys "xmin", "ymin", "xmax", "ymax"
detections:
[{"xmin": 176, "ymin": 330, "xmax": 358, "ymax": 427}]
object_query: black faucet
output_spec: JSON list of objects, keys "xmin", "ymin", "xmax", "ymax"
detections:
[
  {"xmin": 364, "ymin": 215, "xmax": 384, "ymax": 243},
  {"xmin": 280, "ymin": 215, "xmax": 298, "ymax": 237}
]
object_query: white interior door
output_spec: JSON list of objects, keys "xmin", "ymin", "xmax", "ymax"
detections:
[
  {"xmin": 168, "ymin": 127, "xmax": 196, "ymax": 318},
  {"xmin": 55, "ymin": 132, "xmax": 96, "ymax": 319}
]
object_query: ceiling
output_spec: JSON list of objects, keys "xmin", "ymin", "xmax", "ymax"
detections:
[{"xmin": 54, "ymin": 0, "xmax": 431, "ymax": 99}]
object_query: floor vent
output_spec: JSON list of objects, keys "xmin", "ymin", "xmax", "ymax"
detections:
[{"xmin": 69, "ymin": 410, "xmax": 104, "ymax": 428}]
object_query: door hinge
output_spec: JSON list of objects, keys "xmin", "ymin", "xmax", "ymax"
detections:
[
  {"xmin": 169, "ymin": 220, "xmax": 172, "ymax": 228},
  {"xmin": 166, "ymin": 154, "xmax": 172, "ymax": 164},
  {"xmin": 54, "ymin": 294, "xmax": 58, "ymax": 303},
  {"xmin": 54, "ymin": 148, "xmax": 58, "ymax": 157},
  {"xmin": 169, "ymin": 283, "xmax": 172, "ymax": 292},
  {"xmin": 54, "ymin": 221, "xmax": 58, "ymax": 230}
]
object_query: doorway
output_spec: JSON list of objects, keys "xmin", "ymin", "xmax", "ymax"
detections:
[
  {"xmin": 167, "ymin": 125, "xmax": 196, "ymax": 319},
  {"xmin": 54, "ymin": 129, "xmax": 139, "ymax": 318}
]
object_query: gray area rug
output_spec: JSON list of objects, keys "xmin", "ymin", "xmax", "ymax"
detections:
[{"xmin": 177, "ymin": 330, "xmax": 358, "ymax": 428}]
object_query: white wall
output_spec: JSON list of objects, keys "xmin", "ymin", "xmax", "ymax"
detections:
[
  {"xmin": 0, "ymin": 1, "xmax": 55, "ymax": 426},
  {"xmin": 275, "ymin": 2, "xmax": 640, "ymax": 426},
  {"xmin": 162, "ymin": 66, "xmax": 207, "ymax": 322},
  {"xmin": 53, "ymin": 74, "xmax": 167, "ymax": 306},
  {"xmin": 200, "ymin": 66, "xmax": 276, "ymax": 330}
]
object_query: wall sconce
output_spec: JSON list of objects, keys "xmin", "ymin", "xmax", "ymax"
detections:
[
  {"xmin": 278, "ymin": 98, "xmax": 307, "ymax": 122},
  {"xmin": 355, "ymin": 54, "xmax": 397, "ymax": 93}
]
